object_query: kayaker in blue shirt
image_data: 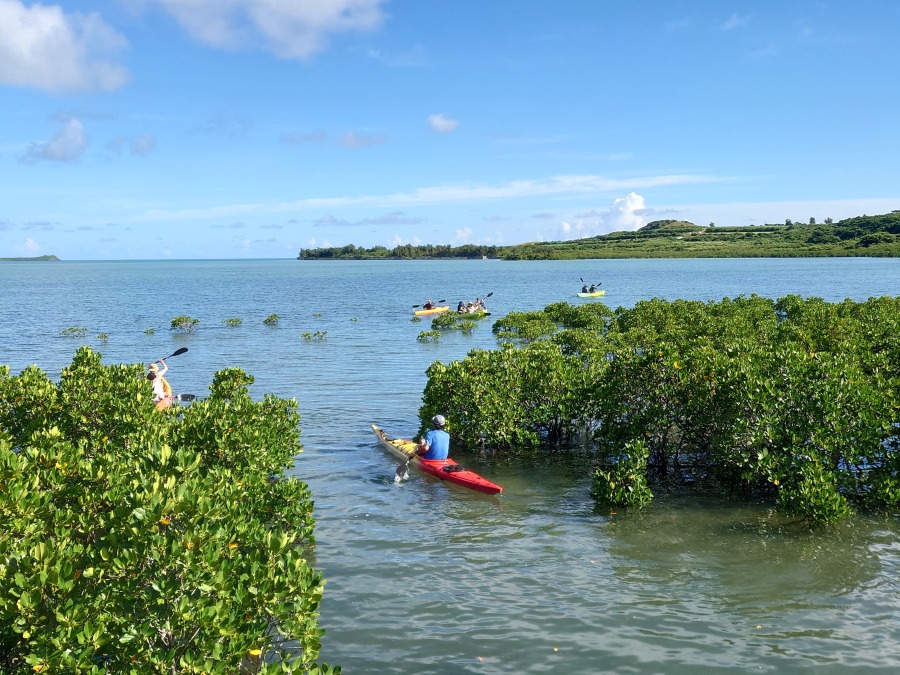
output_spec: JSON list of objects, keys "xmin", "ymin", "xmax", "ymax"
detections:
[{"xmin": 416, "ymin": 415, "xmax": 450, "ymax": 460}]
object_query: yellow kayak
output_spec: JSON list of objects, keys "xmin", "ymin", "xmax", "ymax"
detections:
[{"xmin": 414, "ymin": 306, "xmax": 450, "ymax": 316}]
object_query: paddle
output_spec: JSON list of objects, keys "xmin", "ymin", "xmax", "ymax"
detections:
[
  {"xmin": 174, "ymin": 394, "xmax": 196, "ymax": 402},
  {"xmin": 159, "ymin": 347, "xmax": 188, "ymax": 360},
  {"xmin": 412, "ymin": 299, "xmax": 446, "ymax": 308},
  {"xmin": 395, "ymin": 437, "xmax": 424, "ymax": 482}
]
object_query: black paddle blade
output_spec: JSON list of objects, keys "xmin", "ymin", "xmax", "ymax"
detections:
[
  {"xmin": 486, "ymin": 292, "xmax": 493, "ymax": 298},
  {"xmin": 395, "ymin": 461, "xmax": 410, "ymax": 482},
  {"xmin": 163, "ymin": 347, "xmax": 188, "ymax": 359}
]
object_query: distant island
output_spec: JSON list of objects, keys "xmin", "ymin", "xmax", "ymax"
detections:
[
  {"xmin": 297, "ymin": 211, "xmax": 900, "ymax": 261},
  {"xmin": 0, "ymin": 255, "xmax": 59, "ymax": 262}
]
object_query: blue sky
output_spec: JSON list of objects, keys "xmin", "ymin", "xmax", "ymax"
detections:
[{"xmin": 1, "ymin": 1, "xmax": 898, "ymax": 260}]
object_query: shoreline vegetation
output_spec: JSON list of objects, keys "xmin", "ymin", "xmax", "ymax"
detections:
[
  {"xmin": 297, "ymin": 211, "xmax": 900, "ymax": 261},
  {"xmin": 0, "ymin": 255, "xmax": 59, "ymax": 262}
]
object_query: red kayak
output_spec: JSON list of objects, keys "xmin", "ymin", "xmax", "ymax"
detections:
[{"xmin": 372, "ymin": 424, "xmax": 503, "ymax": 495}]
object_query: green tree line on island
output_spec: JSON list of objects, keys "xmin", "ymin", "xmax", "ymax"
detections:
[
  {"xmin": 0, "ymin": 255, "xmax": 60, "ymax": 262},
  {"xmin": 418, "ymin": 295, "xmax": 900, "ymax": 524},
  {"xmin": 298, "ymin": 211, "xmax": 900, "ymax": 260},
  {"xmin": 0, "ymin": 348, "xmax": 338, "ymax": 674}
]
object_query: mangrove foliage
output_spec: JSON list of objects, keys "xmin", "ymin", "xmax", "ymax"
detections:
[
  {"xmin": 419, "ymin": 296, "xmax": 900, "ymax": 524},
  {"xmin": 0, "ymin": 347, "xmax": 338, "ymax": 674}
]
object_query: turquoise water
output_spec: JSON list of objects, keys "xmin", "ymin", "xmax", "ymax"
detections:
[{"xmin": 2, "ymin": 257, "xmax": 899, "ymax": 673}]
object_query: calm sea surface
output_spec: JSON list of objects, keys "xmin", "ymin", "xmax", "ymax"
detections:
[{"xmin": 2, "ymin": 257, "xmax": 899, "ymax": 674}]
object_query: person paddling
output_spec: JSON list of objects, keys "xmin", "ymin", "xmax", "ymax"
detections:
[
  {"xmin": 582, "ymin": 284, "xmax": 589, "ymax": 293},
  {"xmin": 147, "ymin": 359, "xmax": 173, "ymax": 410},
  {"xmin": 416, "ymin": 415, "xmax": 450, "ymax": 460}
]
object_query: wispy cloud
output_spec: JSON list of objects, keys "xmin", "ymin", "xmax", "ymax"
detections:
[
  {"xmin": 339, "ymin": 131, "xmax": 386, "ymax": 148},
  {"xmin": 280, "ymin": 130, "xmax": 328, "ymax": 145},
  {"xmin": 367, "ymin": 44, "xmax": 427, "ymax": 67},
  {"xmin": 721, "ymin": 13, "xmax": 750, "ymax": 31},
  {"xmin": 427, "ymin": 113, "xmax": 459, "ymax": 134},
  {"xmin": 20, "ymin": 118, "xmax": 89, "ymax": 163},
  {"xmin": 314, "ymin": 211, "xmax": 425, "ymax": 227},
  {"xmin": 107, "ymin": 133, "xmax": 157, "ymax": 157},
  {"xmin": 133, "ymin": 172, "xmax": 723, "ymax": 223},
  {"xmin": 0, "ymin": 0, "xmax": 129, "ymax": 92},
  {"xmin": 194, "ymin": 114, "xmax": 253, "ymax": 140},
  {"xmin": 130, "ymin": 134, "xmax": 156, "ymax": 156},
  {"xmin": 143, "ymin": 0, "xmax": 386, "ymax": 60}
]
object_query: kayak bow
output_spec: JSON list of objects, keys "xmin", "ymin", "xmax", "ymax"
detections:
[{"xmin": 371, "ymin": 424, "xmax": 503, "ymax": 495}]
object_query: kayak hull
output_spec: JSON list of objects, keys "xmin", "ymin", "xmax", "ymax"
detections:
[
  {"xmin": 577, "ymin": 291, "xmax": 606, "ymax": 297},
  {"xmin": 414, "ymin": 306, "xmax": 450, "ymax": 316},
  {"xmin": 371, "ymin": 424, "xmax": 503, "ymax": 495}
]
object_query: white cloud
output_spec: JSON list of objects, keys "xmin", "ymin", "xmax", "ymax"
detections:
[
  {"xmin": 0, "ymin": 0, "xmax": 128, "ymax": 92},
  {"xmin": 556, "ymin": 192, "xmax": 647, "ymax": 239},
  {"xmin": 18, "ymin": 237, "xmax": 41, "ymax": 253},
  {"xmin": 455, "ymin": 227, "xmax": 472, "ymax": 242},
  {"xmin": 21, "ymin": 118, "xmax": 89, "ymax": 163},
  {"xmin": 144, "ymin": 0, "xmax": 386, "ymax": 60},
  {"xmin": 428, "ymin": 113, "xmax": 459, "ymax": 134}
]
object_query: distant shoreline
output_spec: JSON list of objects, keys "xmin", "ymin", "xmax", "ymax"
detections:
[{"xmin": 0, "ymin": 255, "xmax": 59, "ymax": 262}]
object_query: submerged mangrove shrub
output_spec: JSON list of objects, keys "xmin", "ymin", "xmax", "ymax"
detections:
[
  {"xmin": 417, "ymin": 330, "xmax": 440, "ymax": 342},
  {"xmin": 592, "ymin": 439, "xmax": 653, "ymax": 507},
  {"xmin": 430, "ymin": 312, "xmax": 457, "ymax": 330},
  {"xmin": 458, "ymin": 320, "xmax": 477, "ymax": 334},
  {"xmin": 421, "ymin": 296, "xmax": 900, "ymax": 523},
  {"xmin": 0, "ymin": 347, "xmax": 338, "ymax": 673},
  {"xmin": 170, "ymin": 315, "xmax": 199, "ymax": 333}
]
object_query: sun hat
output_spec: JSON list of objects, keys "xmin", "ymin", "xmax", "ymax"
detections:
[
  {"xmin": 148, "ymin": 363, "xmax": 159, "ymax": 373},
  {"xmin": 432, "ymin": 414, "xmax": 446, "ymax": 428}
]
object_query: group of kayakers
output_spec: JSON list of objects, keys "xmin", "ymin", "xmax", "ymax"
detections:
[{"xmin": 457, "ymin": 297, "xmax": 487, "ymax": 313}]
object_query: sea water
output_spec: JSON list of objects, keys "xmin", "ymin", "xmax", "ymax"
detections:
[{"xmin": 2, "ymin": 257, "xmax": 899, "ymax": 673}]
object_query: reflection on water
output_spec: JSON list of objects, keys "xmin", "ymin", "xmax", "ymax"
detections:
[{"xmin": 2, "ymin": 258, "xmax": 899, "ymax": 673}]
